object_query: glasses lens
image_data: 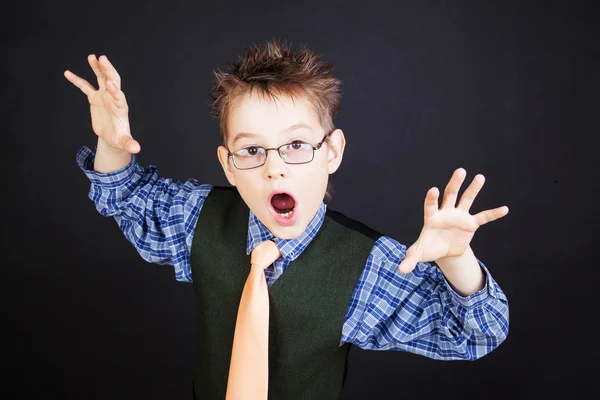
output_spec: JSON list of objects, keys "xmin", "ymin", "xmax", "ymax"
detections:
[
  {"xmin": 280, "ymin": 142, "xmax": 314, "ymax": 164},
  {"xmin": 233, "ymin": 146, "xmax": 266, "ymax": 169}
]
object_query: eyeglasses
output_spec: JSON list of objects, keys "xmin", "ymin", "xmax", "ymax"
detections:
[{"xmin": 227, "ymin": 130, "xmax": 333, "ymax": 170}]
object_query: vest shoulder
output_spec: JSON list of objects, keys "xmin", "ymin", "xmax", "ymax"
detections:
[
  {"xmin": 325, "ymin": 207, "xmax": 384, "ymax": 242},
  {"xmin": 208, "ymin": 185, "xmax": 240, "ymax": 197},
  {"xmin": 203, "ymin": 186, "xmax": 244, "ymax": 206}
]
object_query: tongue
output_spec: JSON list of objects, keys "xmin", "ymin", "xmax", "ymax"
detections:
[{"xmin": 271, "ymin": 193, "xmax": 295, "ymax": 212}]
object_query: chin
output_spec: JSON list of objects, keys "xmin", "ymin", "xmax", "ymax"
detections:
[{"xmin": 268, "ymin": 224, "xmax": 304, "ymax": 240}]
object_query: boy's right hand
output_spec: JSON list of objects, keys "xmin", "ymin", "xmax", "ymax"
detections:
[{"xmin": 64, "ymin": 54, "xmax": 140, "ymax": 154}]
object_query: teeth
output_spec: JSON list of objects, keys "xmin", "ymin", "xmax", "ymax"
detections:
[{"xmin": 278, "ymin": 210, "xmax": 293, "ymax": 218}]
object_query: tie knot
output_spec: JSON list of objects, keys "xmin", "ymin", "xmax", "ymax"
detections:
[{"xmin": 251, "ymin": 240, "xmax": 281, "ymax": 270}]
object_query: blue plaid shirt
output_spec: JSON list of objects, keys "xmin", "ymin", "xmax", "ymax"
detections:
[{"xmin": 77, "ymin": 146, "xmax": 509, "ymax": 360}]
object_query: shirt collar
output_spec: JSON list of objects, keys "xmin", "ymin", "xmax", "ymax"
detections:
[{"xmin": 246, "ymin": 202, "xmax": 327, "ymax": 261}]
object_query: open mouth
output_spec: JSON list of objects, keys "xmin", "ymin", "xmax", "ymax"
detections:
[{"xmin": 269, "ymin": 191, "xmax": 297, "ymax": 225}]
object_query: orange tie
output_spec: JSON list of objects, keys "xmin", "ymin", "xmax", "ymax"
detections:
[{"xmin": 226, "ymin": 240, "xmax": 281, "ymax": 400}]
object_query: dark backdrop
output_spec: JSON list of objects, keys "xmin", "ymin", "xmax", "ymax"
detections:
[{"xmin": 3, "ymin": 1, "xmax": 597, "ymax": 398}]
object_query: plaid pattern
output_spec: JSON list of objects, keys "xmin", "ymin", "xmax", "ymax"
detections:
[{"xmin": 77, "ymin": 146, "xmax": 509, "ymax": 360}]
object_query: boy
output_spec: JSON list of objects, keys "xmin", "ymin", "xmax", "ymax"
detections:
[{"xmin": 64, "ymin": 39, "xmax": 510, "ymax": 399}]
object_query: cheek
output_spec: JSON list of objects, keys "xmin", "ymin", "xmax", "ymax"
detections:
[
  {"xmin": 299, "ymin": 165, "xmax": 328, "ymax": 191},
  {"xmin": 233, "ymin": 172, "xmax": 255, "ymax": 193},
  {"xmin": 319, "ymin": 149, "xmax": 332, "ymax": 168},
  {"xmin": 235, "ymin": 174, "xmax": 265, "ymax": 208},
  {"xmin": 240, "ymin": 173, "xmax": 258, "ymax": 186}
]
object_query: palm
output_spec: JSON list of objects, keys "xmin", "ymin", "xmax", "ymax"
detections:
[
  {"xmin": 88, "ymin": 89, "xmax": 131, "ymax": 151},
  {"xmin": 398, "ymin": 168, "xmax": 509, "ymax": 274},
  {"xmin": 64, "ymin": 54, "xmax": 139, "ymax": 154},
  {"xmin": 410, "ymin": 208, "xmax": 478, "ymax": 262}
]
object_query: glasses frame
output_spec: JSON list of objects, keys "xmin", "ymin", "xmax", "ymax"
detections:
[{"xmin": 227, "ymin": 129, "xmax": 334, "ymax": 170}]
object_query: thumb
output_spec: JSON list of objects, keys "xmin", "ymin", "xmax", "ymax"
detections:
[
  {"xmin": 398, "ymin": 245, "xmax": 420, "ymax": 274},
  {"xmin": 126, "ymin": 138, "xmax": 141, "ymax": 154},
  {"xmin": 118, "ymin": 136, "xmax": 141, "ymax": 154}
]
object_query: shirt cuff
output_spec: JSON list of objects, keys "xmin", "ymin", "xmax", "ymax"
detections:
[
  {"xmin": 76, "ymin": 145, "xmax": 140, "ymax": 189},
  {"xmin": 438, "ymin": 259, "xmax": 505, "ymax": 309}
]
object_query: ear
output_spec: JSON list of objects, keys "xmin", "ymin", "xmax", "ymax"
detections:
[
  {"xmin": 326, "ymin": 129, "xmax": 346, "ymax": 174},
  {"xmin": 217, "ymin": 145, "xmax": 237, "ymax": 186}
]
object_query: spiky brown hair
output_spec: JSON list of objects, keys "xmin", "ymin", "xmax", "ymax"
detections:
[
  {"xmin": 210, "ymin": 38, "xmax": 340, "ymax": 140},
  {"xmin": 210, "ymin": 38, "xmax": 341, "ymax": 201}
]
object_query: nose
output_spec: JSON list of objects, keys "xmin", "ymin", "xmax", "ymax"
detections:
[{"xmin": 263, "ymin": 149, "xmax": 288, "ymax": 180}]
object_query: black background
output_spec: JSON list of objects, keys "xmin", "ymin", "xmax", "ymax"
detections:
[{"xmin": 3, "ymin": 0, "xmax": 598, "ymax": 398}]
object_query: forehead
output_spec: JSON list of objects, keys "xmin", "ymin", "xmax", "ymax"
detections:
[{"xmin": 227, "ymin": 90, "xmax": 321, "ymax": 145}]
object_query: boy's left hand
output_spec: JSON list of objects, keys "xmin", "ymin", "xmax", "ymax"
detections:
[{"xmin": 398, "ymin": 168, "xmax": 509, "ymax": 274}]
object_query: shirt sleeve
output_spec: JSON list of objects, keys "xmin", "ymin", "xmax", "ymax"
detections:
[
  {"xmin": 75, "ymin": 146, "xmax": 212, "ymax": 282},
  {"xmin": 341, "ymin": 235, "xmax": 509, "ymax": 360}
]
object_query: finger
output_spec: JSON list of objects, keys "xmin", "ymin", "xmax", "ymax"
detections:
[
  {"xmin": 87, "ymin": 54, "xmax": 107, "ymax": 91},
  {"xmin": 457, "ymin": 174, "xmax": 485, "ymax": 212},
  {"xmin": 424, "ymin": 187, "xmax": 439, "ymax": 219},
  {"xmin": 398, "ymin": 246, "xmax": 419, "ymax": 274},
  {"xmin": 98, "ymin": 55, "xmax": 122, "ymax": 89},
  {"xmin": 106, "ymin": 80, "xmax": 128, "ymax": 110},
  {"xmin": 63, "ymin": 70, "xmax": 96, "ymax": 97},
  {"xmin": 441, "ymin": 168, "xmax": 466, "ymax": 209},
  {"xmin": 473, "ymin": 206, "xmax": 509, "ymax": 226}
]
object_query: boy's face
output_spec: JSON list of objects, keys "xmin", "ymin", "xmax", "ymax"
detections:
[{"xmin": 217, "ymin": 91, "xmax": 345, "ymax": 239}]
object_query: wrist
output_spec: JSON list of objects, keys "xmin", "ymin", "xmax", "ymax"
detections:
[
  {"xmin": 435, "ymin": 246, "xmax": 474, "ymax": 269},
  {"xmin": 435, "ymin": 246, "xmax": 484, "ymax": 296},
  {"xmin": 97, "ymin": 136, "xmax": 128, "ymax": 156},
  {"xmin": 93, "ymin": 137, "xmax": 132, "ymax": 174}
]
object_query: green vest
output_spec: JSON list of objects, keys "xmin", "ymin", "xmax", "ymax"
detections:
[{"xmin": 190, "ymin": 186, "xmax": 381, "ymax": 399}]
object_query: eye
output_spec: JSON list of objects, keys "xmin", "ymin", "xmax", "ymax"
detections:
[
  {"xmin": 239, "ymin": 146, "xmax": 262, "ymax": 156},
  {"xmin": 289, "ymin": 141, "xmax": 307, "ymax": 150}
]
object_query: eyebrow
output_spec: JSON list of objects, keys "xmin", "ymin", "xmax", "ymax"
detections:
[{"xmin": 231, "ymin": 123, "xmax": 313, "ymax": 146}]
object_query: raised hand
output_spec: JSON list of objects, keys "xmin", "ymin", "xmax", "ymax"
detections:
[
  {"xmin": 398, "ymin": 168, "xmax": 509, "ymax": 274},
  {"xmin": 64, "ymin": 55, "xmax": 140, "ymax": 154}
]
